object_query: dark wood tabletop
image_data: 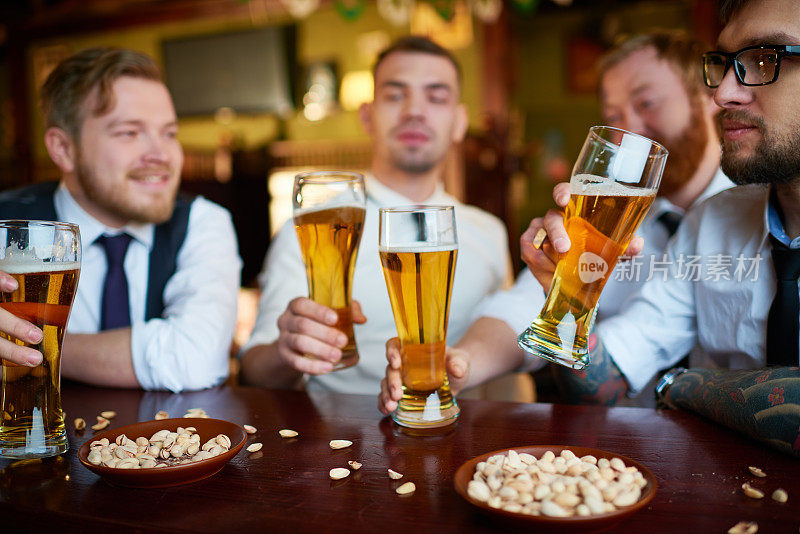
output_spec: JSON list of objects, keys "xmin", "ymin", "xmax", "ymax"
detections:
[{"xmin": 1, "ymin": 382, "xmax": 798, "ymax": 533}]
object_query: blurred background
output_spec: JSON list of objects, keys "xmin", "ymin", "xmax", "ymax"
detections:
[{"xmin": 0, "ymin": 0, "xmax": 721, "ymax": 288}]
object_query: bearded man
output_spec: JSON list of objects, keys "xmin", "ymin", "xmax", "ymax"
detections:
[
  {"xmin": 498, "ymin": 0, "xmax": 800, "ymax": 457},
  {"xmin": 0, "ymin": 48, "xmax": 241, "ymax": 392}
]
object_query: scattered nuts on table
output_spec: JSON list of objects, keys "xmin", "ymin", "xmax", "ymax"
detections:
[
  {"xmin": 742, "ymin": 483, "xmax": 764, "ymax": 499},
  {"xmin": 388, "ymin": 469, "xmax": 403, "ymax": 480},
  {"xmin": 246, "ymin": 443, "xmax": 263, "ymax": 453},
  {"xmin": 74, "ymin": 418, "xmax": 86, "ymax": 431},
  {"xmin": 467, "ymin": 449, "xmax": 648, "ymax": 517},
  {"xmin": 396, "ymin": 482, "xmax": 416, "ymax": 495},
  {"xmin": 184, "ymin": 408, "xmax": 209, "ymax": 419},
  {"xmin": 329, "ymin": 440, "xmax": 352, "ymax": 450},
  {"xmin": 279, "ymin": 429, "xmax": 298, "ymax": 438},
  {"xmin": 243, "ymin": 425, "xmax": 257, "ymax": 434},
  {"xmin": 155, "ymin": 411, "xmax": 169, "ymax": 420},
  {"xmin": 87, "ymin": 427, "xmax": 231, "ymax": 468},
  {"xmin": 91, "ymin": 418, "xmax": 110, "ymax": 431},
  {"xmin": 728, "ymin": 521, "xmax": 758, "ymax": 534},
  {"xmin": 747, "ymin": 466, "xmax": 766, "ymax": 478},
  {"xmin": 348, "ymin": 461, "xmax": 362, "ymax": 470},
  {"xmin": 329, "ymin": 468, "xmax": 350, "ymax": 480},
  {"xmin": 771, "ymin": 488, "xmax": 788, "ymax": 503},
  {"xmin": 100, "ymin": 411, "xmax": 116, "ymax": 419}
]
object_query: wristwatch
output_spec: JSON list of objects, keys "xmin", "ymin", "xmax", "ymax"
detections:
[{"xmin": 655, "ymin": 367, "xmax": 687, "ymax": 409}]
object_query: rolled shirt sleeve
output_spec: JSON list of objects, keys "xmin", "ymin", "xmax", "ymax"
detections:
[{"xmin": 130, "ymin": 198, "xmax": 242, "ymax": 392}]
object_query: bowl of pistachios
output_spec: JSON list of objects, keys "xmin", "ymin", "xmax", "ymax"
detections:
[{"xmin": 78, "ymin": 418, "xmax": 246, "ymax": 488}]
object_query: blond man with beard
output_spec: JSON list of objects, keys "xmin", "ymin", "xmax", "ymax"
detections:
[
  {"xmin": 0, "ymin": 48, "xmax": 241, "ymax": 392},
  {"xmin": 379, "ymin": 31, "xmax": 732, "ymax": 412}
]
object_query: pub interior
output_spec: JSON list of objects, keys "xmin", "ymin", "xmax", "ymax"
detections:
[{"xmin": 0, "ymin": 0, "xmax": 798, "ymax": 532}]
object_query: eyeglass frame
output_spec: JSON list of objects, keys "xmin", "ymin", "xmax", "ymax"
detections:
[{"xmin": 702, "ymin": 44, "xmax": 800, "ymax": 88}]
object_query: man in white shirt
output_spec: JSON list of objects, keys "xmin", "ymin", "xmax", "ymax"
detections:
[
  {"xmin": 240, "ymin": 36, "xmax": 510, "ymax": 394},
  {"xmin": 507, "ymin": 0, "xmax": 800, "ymax": 456},
  {"xmin": 0, "ymin": 48, "xmax": 241, "ymax": 392},
  {"xmin": 379, "ymin": 31, "xmax": 732, "ymax": 411}
]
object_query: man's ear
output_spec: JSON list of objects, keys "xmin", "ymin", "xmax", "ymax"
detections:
[
  {"xmin": 359, "ymin": 101, "xmax": 373, "ymax": 135},
  {"xmin": 451, "ymin": 103, "xmax": 468, "ymax": 143},
  {"xmin": 44, "ymin": 127, "xmax": 77, "ymax": 173}
]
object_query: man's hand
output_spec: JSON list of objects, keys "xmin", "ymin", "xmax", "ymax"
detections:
[
  {"xmin": 520, "ymin": 182, "xmax": 644, "ymax": 291},
  {"xmin": 378, "ymin": 337, "xmax": 469, "ymax": 415},
  {"xmin": 276, "ymin": 297, "xmax": 366, "ymax": 375},
  {"xmin": 0, "ymin": 271, "xmax": 44, "ymax": 366}
]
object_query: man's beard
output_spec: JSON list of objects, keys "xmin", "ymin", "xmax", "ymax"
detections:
[
  {"xmin": 76, "ymin": 159, "xmax": 177, "ymax": 225},
  {"xmin": 652, "ymin": 95, "xmax": 709, "ymax": 197},
  {"xmin": 717, "ymin": 109, "xmax": 800, "ymax": 186}
]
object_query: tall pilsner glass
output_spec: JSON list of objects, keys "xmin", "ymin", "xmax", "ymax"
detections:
[
  {"xmin": 518, "ymin": 126, "xmax": 668, "ymax": 369},
  {"xmin": 0, "ymin": 220, "xmax": 81, "ymax": 458},
  {"xmin": 379, "ymin": 206, "xmax": 459, "ymax": 428},
  {"xmin": 293, "ymin": 171, "xmax": 366, "ymax": 370}
]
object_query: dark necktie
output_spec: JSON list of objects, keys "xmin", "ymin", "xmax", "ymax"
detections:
[
  {"xmin": 656, "ymin": 211, "xmax": 683, "ymax": 238},
  {"xmin": 766, "ymin": 235, "xmax": 800, "ymax": 366},
  {"xmin": 97, "ymin": 233, "xmax": 133, "ymax": 330}
]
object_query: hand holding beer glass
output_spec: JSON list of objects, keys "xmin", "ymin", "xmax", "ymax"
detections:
[
  {"xmin": 293, "ymin": 171, "xmax": 366, "ymax": 371},
  {"xmin": 0, "ymin": 220, "xmax": 80, "ymax": 458},
  {"xmin": 379, "ymin": 206, "xmax": 459, "ymax": 428},
  {"xmin": 518, "ymin": 127, "xmax": 667, "ymax": 369}
]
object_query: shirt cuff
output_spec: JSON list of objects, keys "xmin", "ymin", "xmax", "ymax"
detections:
[{"xmin": 596, "ymin": 320, "xmax": 656, "ymax": 395}]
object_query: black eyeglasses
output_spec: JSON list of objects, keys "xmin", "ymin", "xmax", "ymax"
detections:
[{"xmin": 702, "ymin": 45, "xmax": 800, "ymax": 87}]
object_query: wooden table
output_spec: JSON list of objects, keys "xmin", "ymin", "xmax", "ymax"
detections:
[{"xmin": 1, "ymin": 383, "xmax": 797, "ymax": 532}]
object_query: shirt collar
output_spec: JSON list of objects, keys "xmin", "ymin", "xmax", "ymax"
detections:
[
  {"xmin": 54, "ymin": 182, "xmax": 154, "ymax": 248},
  {"xmin": 364, "ymin": 173, "xmax": 449, "ymax": 207},
  {"xmin": 650, "ymin": 167, "xmax": 734, "ymax": 218},
  {"xmin": 765, "ymin": 185, "xmax": 800, "ymax": 249}
]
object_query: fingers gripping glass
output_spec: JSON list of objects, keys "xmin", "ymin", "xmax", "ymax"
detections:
[{"xmin": 703, "ymin": 45, "xmax": 800, "ymax": 87}]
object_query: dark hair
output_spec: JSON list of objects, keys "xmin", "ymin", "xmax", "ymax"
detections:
[
  {"xmin": 719, "ymin": 0, "xmax": 750, "ymax": 23},
  {"xmin": 598, "ymin": 30, "xmax": 709, "ymax": 97},
  {"xmin": 40, "ymin": 47, "xmax": 163, "ymax": 140},
  {"xmin": 372, "ymin": 35, "xmax": 462, "ymax": 86}
]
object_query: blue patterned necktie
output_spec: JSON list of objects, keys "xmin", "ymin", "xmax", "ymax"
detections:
[{"xmin": 96, "ymin": 233, "xmax": 133, "ymax": 330}]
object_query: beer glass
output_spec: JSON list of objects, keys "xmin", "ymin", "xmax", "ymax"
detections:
[
  {"xmin": 379, "ymin": 206, "xmax": 459, "ymax": 428},
  {"xmin": 293, "ymin": 171, "xmax": 366, "ymax": 370},
  {"xmin": 0, "ymin": 220, "xmax": 81, "ymax": 458},
  {"xmin": 518, "ymin": 126, "xmax": 668, "ymax": 369}
]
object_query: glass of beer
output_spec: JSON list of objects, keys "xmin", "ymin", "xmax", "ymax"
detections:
[
  {"xmin": 379, "ymin": 206, "xmax": 459, "ymax": 428},
  {"xmin": 0, "ymin": 220, "xmax": 81, "ymax": 458},
  {"xmin": 293, "ymin": 171, "xmax": 366, "ymax": 371},
  {"xmin": 518, "ymin": 126, "xmax": 668, "ymax": 369}
]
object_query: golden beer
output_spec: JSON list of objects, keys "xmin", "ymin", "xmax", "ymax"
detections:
[
  {"xmin": 294, "ymin": 205, "xmax": 365, "ymax": 370},
  {"xmin": 518, "ymin": 127, "xmax": 667, "ymax": 369},
  {"xmin": 0, "ymin": 264, "xmax": 79, "ymax": 458},
  {"xmin": 519, "ymin": 176, "xmax": 657, "ymax": 368},
  {"xmin": 380, "ymin": 246, "xmax": 458, "ymax": 428}
]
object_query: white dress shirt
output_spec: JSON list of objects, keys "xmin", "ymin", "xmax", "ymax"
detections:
[
  {"xmin": 597, "ymin": 183, "xmax": 797, "ymax": 394},
  {"xmin": 244, "ymin": 174, "xmax": 511, "ymax": 395},
  {"xmin": 475, "ymin": 169, "xmax": 733, "ymax": 372},
  {"xmin": 55, "ymin": 184, "xmax": 242, "ymax": 392}
]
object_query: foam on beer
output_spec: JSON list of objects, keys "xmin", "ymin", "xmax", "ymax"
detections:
[
  {"xmin": 378, "ymin": 244, "xmax": 458, "ymax": 253},
  {"xmin": 0, "ymin": 261, "xmax": 80, "ymax": 274},
  {"xmin": 570, "ymin": 174, "xmax": 656, "ymax": 197},
  {"xmin": 1, "ymin": 245, "xmax": 79, "ymax": 273}
]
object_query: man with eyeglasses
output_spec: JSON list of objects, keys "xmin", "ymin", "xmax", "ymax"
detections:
[{"xmin": 513, "ymin": 0, "xmax": 800, "ymax": 457}]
